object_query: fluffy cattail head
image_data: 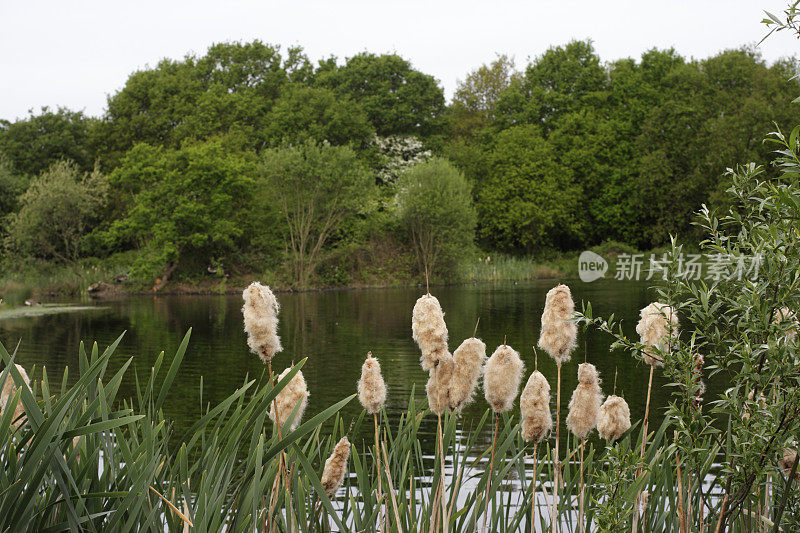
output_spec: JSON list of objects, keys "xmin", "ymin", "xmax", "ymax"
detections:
[
  {"xmin": 566, "ymin": 363, "xmax": 603, "ymax": 441},
  {"xmin": 321, "ymin": 436, "xmax": 351, "ymax": 498},
  {"xmin": 412, "ymin": 294, "xmax": 449, "ymax": 371},
  {"xmin": 483, "ymin": 344, "xmax": 524, "ymax": 414},
  {"xmin": 1, "ymin": 364, "xmax": 31, "ymax": 429},
  {"xmin": 597, "ymin": 395, "xmax": 631, "ymax": 442},
  {"xmin": 242, "ymin": 282, "xmax": 282, "ymax": 363},
  {"xmin": 426, "ymin": 352, "xmax": 455, "ymax": 415},
  {"xmin": 358, "ymin": 352, "xmax": 387, "ymax": 415},
  {"xmin": 520, "ymin": 370, "xmax": 553, "ymax": 443},
  {"xmin": 773, "ymin": 307, "xmax": 798, "ymax": 342},
  {"xmin": 448, "ymin": 337, "xmax": 487, "ymax": 412},
  {"xmin": 636, "ymin": 302, "xmax": 678, "ymax": 367},
  {"xmin": 269, "ymin": 367, "xmax": 308, "ymax": 431},
  {"xmin": 641, "ymin": 490, "xmax": 650, "ymax": 512},
  {"xmin": 538, "ymin": 284, "xmax": 578, "ymax": 364},
  {"xmin": 779, "ymin": 447, "xmax": 799, "ymax": 482}
]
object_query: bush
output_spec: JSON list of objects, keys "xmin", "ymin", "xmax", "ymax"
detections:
[{"xmin": 396, "ymin": 157, "xmax": 476, "ymax": 279}]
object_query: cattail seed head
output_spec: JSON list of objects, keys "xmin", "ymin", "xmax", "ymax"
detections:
[
  {"xmin": 566, "ymin": 363, "xmax": 603, "ymax": 441},
  {"xmin": 597, "ymin": 395, "xmax": 631, "ymax": 442},
  {"xmin": 358, "ymin": 352, "xmax": 387, "ymax": 415},
  {"xmin": 448, "ymin": 337, "xmax": 487, "ymax": 412},
  {"xmin": 426, "ymin": 351, "xmax": 455, "ymax": 415},
  {"xmin": 269, "ymin": 367, "xmax": 308, "ymax": 431},
  {"xmin": 779, "ymin": 448, "xmax": 799, "ymax": 481},
  {"xmin": 483, "ymin": 344, "xmax": 524, "ymax": 414},
  {"xmin": 321, "ymin": 436, "xmax": 351, "ymax": 498},
  {"xmin": 520, "ymin": 370, "xmax": 553, "ymax": 443},
  {"xmin": 773, "ymin": 307, "xmax": 798, "ymax": 342},
  {"xmin": 636, "ymin": 302, "xmax": 678, "ymax": 367},
  {"xmin": 641, "ymin": 490, "xmax": 650, "ymax": 511},
  {"xmin": 1, "ymin": 364, "xmax": 30, "ymax": 429},
  {"xmin": 538, "ymin": 284, "xmax": 578, "ymax": 364},
  {"xmin": 412, "ymin": 294, "xmax": 449, "ymax": 371},
  {"xmin": 242, "ymin": 282, "xmax": 282, "ymax": 363}
]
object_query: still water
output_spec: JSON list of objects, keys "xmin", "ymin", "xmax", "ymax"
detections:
[{"xmin": 0, "ymin": 279, "xmax": 711, "ymax": 449}]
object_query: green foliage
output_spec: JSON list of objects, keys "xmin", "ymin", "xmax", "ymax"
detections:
[
  {"xmin": 6, "ymin": 161, "xmax": 107, "ymax": 262},
  {"xmin": 0, "ymin": 107, "xmax": 96, "ymax": 176},
  {"xmin": 317, "ymin": 53, "xmax": 445, "ymax": 139},
  {"xmin": 260, "ymin": 142, "xmax": 374, "ymax": 288},
  {"xmin": 450, "ymin": 54, "xmax": 521, "ymax": 137},
  {"xmin": 0, "ymin": 156, "xmax": 26, "ymax": 224},
  {"xmin": 263, "ymin": 85, "xmax": 374, "ymax": 147},
  {"xmin": 396, "ymin": 158, "xmax": 476, "ymax": 278},
  {"xmin": 475, "ymin": 125, "xmax": 582, "ymax": 252},
  {"xmin": 104, "ymin": 140, "xmax": 255, "ymax": 284}
]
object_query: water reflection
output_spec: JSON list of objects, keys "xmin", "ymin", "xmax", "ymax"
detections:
[{"xmin": 0, "ymin": 280, "xmax": 717, "ymax": 451}]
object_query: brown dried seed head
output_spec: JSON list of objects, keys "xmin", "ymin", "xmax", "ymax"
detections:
[
  {"xmin": 412, "ymin": 294, "xmax": 449, "ymax": 371},
  {"xmin": 358, "ymin": 352, "xmax": 387, "ymax": 415},
  {"xmin": 427, "ymin": 351, "xmax": 455, "ymax": 415},
  {"xmin": 566, "ymin": 363, "xmax": 603, "ymax": 441},
  {"xmin": 321, "ymin": 436, "xmax": 351, "ymax": 498},
  {"xmin": 538, "ymin": 284, "xmax": 577, "ymax": 364},
  {"xmin": 779, "ymin": 448, "xmax": 799, "ymax": 481},
  {"xmin": 635, "ymin": 302, "xmax": 678, "ymax": 367},
  {"xmin": 269, "ymin": 367, "xmax": 308, "ymax": 430},
  {"xmin": 597, "ymin": 395, "xmax": 631, "ymax": 442},
  {"xmin": 448, "ymin": 337, "xmax": 487, "ymax": 412},
  {"xmin": 483, "ymin": 344, "xmax": 524, "ymax": 414},
  {"xmin": 520, "ymin": 370, "xmax": 553, "ymax": 443},
  {"xmin": 242, "ymin": 282, "xmax": 282, "ymax": 363},
  {"xmin": 1, "ymin": 364, "xmax": 30, "ymax": 429}
]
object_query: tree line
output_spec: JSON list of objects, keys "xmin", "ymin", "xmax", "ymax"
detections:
[{"xmin": 0, "ymin": 40, "xmax": 797, "ymax": 288}]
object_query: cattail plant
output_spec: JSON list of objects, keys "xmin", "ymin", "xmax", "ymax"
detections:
[
  {"xmin": 520, "ymin": 367, "xmax": 552, "ymax": 531},
  {"xmin": 538, "ymin": 283, "xmax": 577, "ymax": 533},
  {"xmin": 597, "ymin": 395, "xmax": 631, "ymax": 442},
  {"xmin": 358, "ymin": 351, "xmax": 387, "ymax": 532},
  {"xmin": 321, "ymin": 436, "xmax": 351, "ymax": 498},
  {"xmin": 412, "ymin": 291, "xmax": 452, "ymax": 531},
  {"xmin": 482, "ymin": 342, "xmax": 524, "ymax": 532},
  {"xmin": 269, "ymin": 367, "xmax": 308, "ymax": 431},
  {"xmin": 633, "ymin": 302, "xmax": 677, "ymax": 532},
  {"xmin": 448, "ymin": 336, "xmax": 487, "ymax": 412},
  {"xmin": 566, "ymin": 362, "xmax": 602, "ymax": 533},
  {"xmin": 1, "ymin": 364, "xmax": 30, "ymax": 429}
]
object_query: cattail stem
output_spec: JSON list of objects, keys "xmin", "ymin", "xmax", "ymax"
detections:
[
  {"xmin": 482, "ymin": 413, "xmax": 499, "ymax": 533},
  {"xmin": 437, "ymin": 409, "xmax": 448, "ymax": 531},
  {"xmin": 676, "ymin": 442, "xmax": 687, "ymax": 533},
  {"xmin": 632, "ymin": 363, "xmax": 655, "ymax": 533},
  {"xmin": 530, "ymin": 442, "xmax": 539, "ymax": 533},
  {"xmin": 375, "ymin": 412, "xmax": 385, "ymax": 533},
  {"xmin": 552, "ymin": 362, "xmax": 562, "ymax": 533},
  {"xmin": 579, "ymin": 439, "xmax": 585, "ymax": 533}
]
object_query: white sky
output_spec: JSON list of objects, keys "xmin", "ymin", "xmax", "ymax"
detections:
[{"xmin": 0, "ymin": 0, "xmax": 797, "ymax": 121}]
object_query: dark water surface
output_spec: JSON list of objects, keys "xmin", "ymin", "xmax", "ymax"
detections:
[{"xmin": 0, "ymin": 280, "xmax": 715, "ymax": 449}]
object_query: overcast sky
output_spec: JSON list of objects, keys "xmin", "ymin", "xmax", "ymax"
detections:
[{"xmin": 1, "ymin": 0, "xmax": 797, "ymax": 121}]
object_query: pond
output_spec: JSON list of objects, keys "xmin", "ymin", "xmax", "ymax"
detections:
[{"xmin": 0, "ymin": 279, "xmax": 712, "ymax": 453}]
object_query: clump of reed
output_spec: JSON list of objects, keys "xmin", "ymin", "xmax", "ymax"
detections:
[
  {"xmin": 567, "ymin": 362, "xmax": 602, "ymax": 533},
  {"xmin": 538, "ymin": 283, "xmax": 577, "ymax": 532},
  {"xmin": 0, "ymin": 363, "xmax": 30, "ymax": 429}
]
